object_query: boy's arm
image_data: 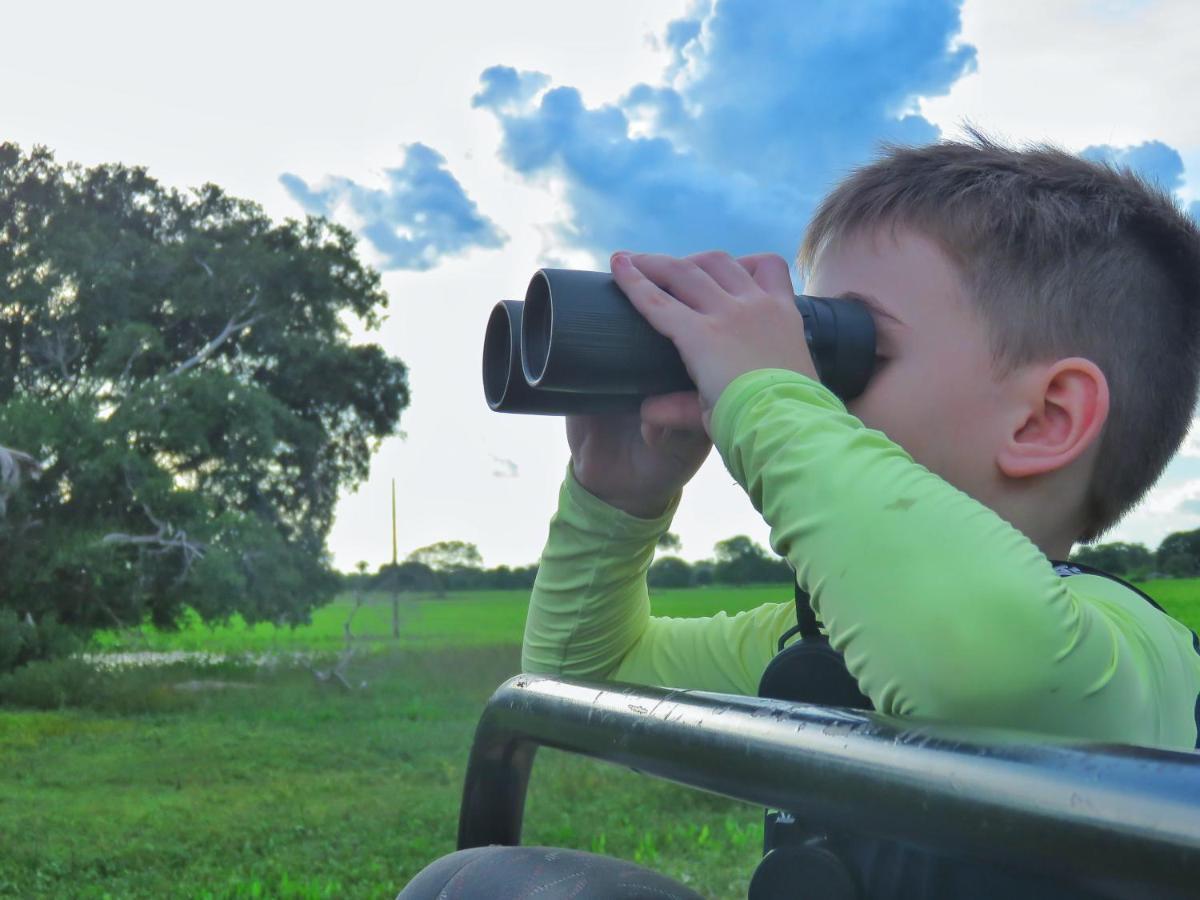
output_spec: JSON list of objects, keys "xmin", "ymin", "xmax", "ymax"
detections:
[
  {"xmin": 711, "ymin": 368, "xmax": 1196, "ymax": 746},
  {"xmin": 522, "ymin": 460, "xmax": 797, "ymax": 694}
]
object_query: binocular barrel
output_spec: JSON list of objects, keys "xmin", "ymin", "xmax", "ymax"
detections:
[{"xmin": 483, "ymin": 268, "xmax": 876, "ymax": 415}]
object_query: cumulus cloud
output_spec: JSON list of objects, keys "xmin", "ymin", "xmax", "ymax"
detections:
[
  {"xmin": 1080, "ymin": 140, "xmax": 1186, "ymax": 191},
  {"xmin": 280, "ymin": 142, "xmax": 506, "ymax": 271},
  {"xmin": 471, "ymin": 0, "xmax": 976, "ymax": 262},
  {"xmin": 1079, "ymin": 141, "xmax": 1200, "ymax": 224}
]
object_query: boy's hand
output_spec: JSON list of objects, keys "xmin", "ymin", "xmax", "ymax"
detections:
[
  {"xmin": 567, "ymin": 396, "xmax": 711, "ymax": 520},
  {"xmin": 610, "ymin": 250, "xmax": 819, "ymax": 435}
]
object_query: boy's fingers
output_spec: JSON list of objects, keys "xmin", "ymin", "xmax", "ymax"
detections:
[
  {"xmin": 641, "ymin": 391, "xmax": 706, "ymax": 430},
  {"xmin": 686, "ymin": 249, "xmax": 758, "ymax": 296},
  {"xmin": 610, "ymin": 253, "xmax": 694, "ymax": 339},
  {"xmin": 619, "ymin": 252, "xmax": 724, "ymax": 314},
  {"xmin": 736, "ymin": 253, "xmax": 795, "ymax": 297}
]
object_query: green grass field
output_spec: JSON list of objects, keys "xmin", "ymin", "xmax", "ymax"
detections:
[
  {"xmin": 2, "ymin": 580, "xmax": 1198, "ymax": 899},
  {"xmin": 89, "ymin": 586, "xmax": 795, "ymax": 656}
]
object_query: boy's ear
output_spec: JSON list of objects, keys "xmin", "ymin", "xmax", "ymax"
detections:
[{"xmin": 996, "ymin": 357, "xmax": 1110, "ymax": 480}]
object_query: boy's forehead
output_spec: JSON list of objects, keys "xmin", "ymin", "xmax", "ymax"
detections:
[{"xmin": 806, "ymin": 225, "xmax": 966, "ymax": 322}]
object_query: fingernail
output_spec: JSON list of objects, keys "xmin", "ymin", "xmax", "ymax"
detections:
[{"xmin": 611, "ymin": 252, "xmax": 630, "ymax": 268}]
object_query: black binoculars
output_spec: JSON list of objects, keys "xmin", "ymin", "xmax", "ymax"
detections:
[{"xmin": 482, "ymin": 268, "xmax": 877, "ymax": 415}]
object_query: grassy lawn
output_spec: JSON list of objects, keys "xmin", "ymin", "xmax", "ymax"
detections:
[
  {"xmin": 1, "ymin": 580, "xmax": 1197, "ymax": 899},
  {"xmin": 89, "ymin": 586, "xmax": 794, "ymax": 656},
  {"xmin": 1136, "ymin": 577, "xmax": 1200, "ymax": 630}
]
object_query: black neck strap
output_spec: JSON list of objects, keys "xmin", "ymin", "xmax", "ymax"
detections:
[{"xmin": 776, "ymin": 582, "xmax": 820, "ymax": 652}]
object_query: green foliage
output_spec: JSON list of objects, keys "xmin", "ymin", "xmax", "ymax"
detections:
[
  {"xmin": 403, "ymin": 540, "xmax": 484, "ymax": 596},
  {"xmin": 0, "ymin": 609, "xmax": 80, "ymax": 672},
  {"xmin": 1069, "ymin": 541, "xmax": 1155, "ymax": 579},
  {"xmin": 406, "ymin": 539, "xmax": 483, "ymax": 571},
  {"xmin": 369, "ymin": 557, "xmax": 538, "ymax": 594},
  {"xmin": 0, "ymin": 657, "xmax": 114, "ymax": 710},
  {"xmin": 712, "ymin": 535, "xmax": 793, "ymax": 585},
  {"xmin": 656, "ymin": 531, "xmax": 682, "ymax": 552},
  {"xmin": 649, "ymin": 555, "xmax": 694, "ymax": 588},
  {"xmin": 1156, "ymin": 528, "xmax": 1200, "ymax": 578},
  {"xmin": 0, "ymin": 142, "xmax": 408, "ymax": 662},
  {"xmin": 374, "ymin": 560, "xmax": 438, "ymax": 593}
]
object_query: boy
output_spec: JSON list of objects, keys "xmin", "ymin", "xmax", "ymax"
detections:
[
  {"xmin": 400, "ymin": 135, "xmax": 1200, "ymax": 898},
  {"xmin": 524, "ymin": 132, "xmax": 1200, "ymax": 752}
]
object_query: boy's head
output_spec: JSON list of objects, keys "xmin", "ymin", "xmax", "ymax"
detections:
[{"xmin": 798, "ymin": 130, "xmax": 1200, "ymax": 553}]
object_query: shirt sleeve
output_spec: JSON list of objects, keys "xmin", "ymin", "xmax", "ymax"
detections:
[
  {"xmin": 709, "ymin": 368, "xmax": 1200, "ymax": 749},
  {"xmin": 522, "ymin": 460, "xmax": 798, "ymax": 694}
]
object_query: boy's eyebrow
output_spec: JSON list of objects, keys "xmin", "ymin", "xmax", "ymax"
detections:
[{"xmin": 838, "ymin": 291, "xmax": 907, "ymax": 328}]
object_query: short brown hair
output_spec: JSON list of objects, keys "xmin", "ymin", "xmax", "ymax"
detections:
[{"xmin": 798, "ymin": 129, "xmax": 1200, "ymax": 543}]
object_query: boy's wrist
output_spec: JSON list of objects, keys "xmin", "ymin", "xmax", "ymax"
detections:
[
  {"xmin": 565, "ymin": 462, "xmax": 679, "ymax": 524},
  {"xmin": 596, "ymin": 492, "xmax": 674, "ymax": 520}
]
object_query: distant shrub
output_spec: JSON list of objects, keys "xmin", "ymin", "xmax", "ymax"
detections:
[
  {"xmin": 0, "ymin": 657, "xmax": 110, "ymax": 709},
  {"xmin": 0, "ymin": 609, "xmax": 81, "ymax": 673},
  {"xmin": 0, "ymin": 657, "xmax": 202, "ymax": 713}
]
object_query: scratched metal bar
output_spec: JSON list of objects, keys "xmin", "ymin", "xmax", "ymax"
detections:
[{"xmin": 456, "ymin": 674, "xmax": 1200, "ymax": 894}]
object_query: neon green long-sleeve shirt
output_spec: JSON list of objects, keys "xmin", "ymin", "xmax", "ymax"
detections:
[{"xmin": 522, "ymin": 369, "xmax": 1200, "ymax": 751}]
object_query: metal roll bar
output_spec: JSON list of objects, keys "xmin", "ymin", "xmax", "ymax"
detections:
[{"xmin": 457, "ymin": 674, "xmax": 1200, "ymax": 895}]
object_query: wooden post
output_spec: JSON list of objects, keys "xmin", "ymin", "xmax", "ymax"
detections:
[{"xmin": 391, "ymin": 478, "xmax": 400, "ymax": 638}]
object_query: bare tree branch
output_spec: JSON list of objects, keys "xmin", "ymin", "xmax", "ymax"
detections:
[
  {"xmin": 0, "ymin": 445, "xmax": 43, "ymax": 518},
  {"xmin": 119, "ymin": 344, "xmax": 143, "ymax": 385},
  {"xmin": 100, "ymin": 529, "xmax": 205, "ymax": 566},
  {"xmin": 193, "ymin": 255, "xmax": 215, "ymax": 279},
  {"xmin": 103, "ymin": 470, "xmax": 207, "ymax": 580},
  {"xmin": 166, "ymin": 288, "xmax": 262, "ymax": 380}
]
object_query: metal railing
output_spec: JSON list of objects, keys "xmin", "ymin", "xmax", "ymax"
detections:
[{"xmin": 457, "ymin": 674, "xmax": 1200, "ymax": 895}]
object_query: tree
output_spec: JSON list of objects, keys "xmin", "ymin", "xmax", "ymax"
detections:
[
  {"xmin": 405, "ymin": 540, "xmax": 483, "ymax": 596},
  {"xmin": 375, "ymin": 560, "xmax": 436, "ymax": 593},
  {"xmin": 1162, "ymin": 552, "xmax": 1199, "ymax": 579},
  {"xmin": 406, "ymin": 540, "xmax": 483, "ymax": 572},
  {"xmin": 1069, "ymin": 542, "xmax": 1153, "ymax": 579},
  {"xmin": 712, "ymin": 535, "xmax": 792, "ymax": 585},
  {"xmin": 714, "ymin": 535, "xmax": 763, "ymax": 564},
  {"xmin": 648, "ymin": 556, "xmax": 693, "ymax": 588},
  {"xmin": 1156, "ymin": 529, "xmax": 1200, "ymax": 578},
  {"xmin": 0, "ymin": 143, "xmax": 409, "ymax": 663},
  {"xmin": 656, "ymin": 531, "xmax": 682, "ymax": 552}
]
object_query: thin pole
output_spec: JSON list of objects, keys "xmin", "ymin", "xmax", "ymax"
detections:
[{"xmin": 391, "ymin": 478, "xmax": 400, "ymax": 638}]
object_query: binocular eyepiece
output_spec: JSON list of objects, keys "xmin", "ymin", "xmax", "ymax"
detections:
[{"xmin": 483, "ymin": 268, "xmax": 877, "ymax": 415}]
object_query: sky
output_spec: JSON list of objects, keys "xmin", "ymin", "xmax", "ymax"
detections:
[{"xmin": 4, "ymin": 0, "xmax": 1200, "ymax": 571}]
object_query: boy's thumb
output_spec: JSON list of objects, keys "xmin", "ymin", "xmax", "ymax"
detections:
[{"xmin": 641, "ymin": 391, "xmax": 705, "ymax": 431}]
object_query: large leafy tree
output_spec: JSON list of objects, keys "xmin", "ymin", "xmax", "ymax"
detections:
[
  {"xmin": 0, "ymin": 143, "xmax": 409, "ymax": 648},
  {"xmin": 712, "ymin": 535, "xmax": 792, "ymax": 585},
  {"xmin": 1156, "ymin": 528, "xmax": 1200, "ymax": 578}
]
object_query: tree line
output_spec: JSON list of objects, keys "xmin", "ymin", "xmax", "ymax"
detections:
[
  {"xmin": 349, "ymin": 528, "xmax": 1200, "ymax": 596},
  {"xmin": 1067, "ymin": 531, "xmax": 1200, "ymax": 580},
  {"xmin": 349, "ymin": 532, "xmax": 825, "ymax": 595}
]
